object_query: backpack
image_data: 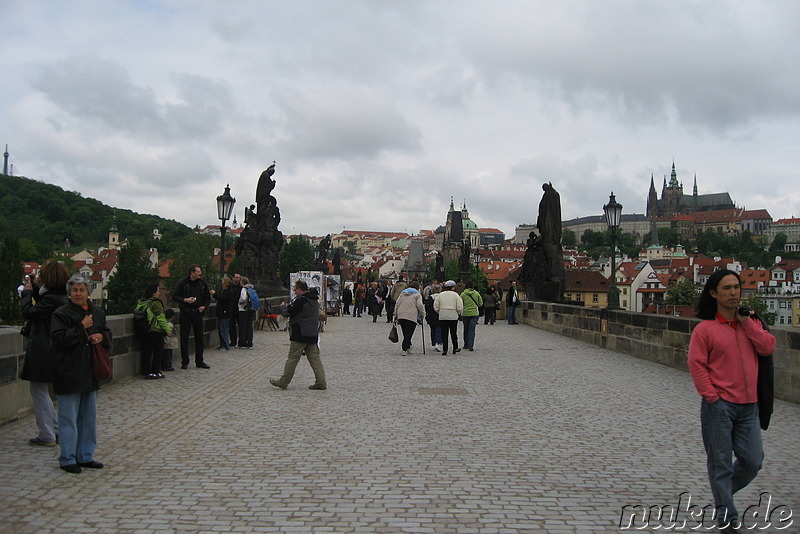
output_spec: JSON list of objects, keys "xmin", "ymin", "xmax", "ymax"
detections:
[
  {"xmin": 246, "ymin": 287, "xmax": 260, "ymax": 311},
  {"xmin": 133, "ymin": 299, "xmax": 153, "ymax": 335}
]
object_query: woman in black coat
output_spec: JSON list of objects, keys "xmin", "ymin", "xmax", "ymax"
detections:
[
  {"xmin": 50, "ymin": 273, "xmax": 111, "ymax": 474},
  {"xmin": 19, "ymin": 260, "xmax": 70, "ymax": 447}
]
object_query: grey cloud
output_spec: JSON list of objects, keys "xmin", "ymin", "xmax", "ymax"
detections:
[
  {"xmin": 459, "ymin": 2, "xmax": 800, "ymax": 133},
  {"xmin": 273, "ymin": 87, "xmax": 422, "ymax": 160},
  {"xmin": 33, "ymin": 55, "xmax": 234, "ymax": 142}
]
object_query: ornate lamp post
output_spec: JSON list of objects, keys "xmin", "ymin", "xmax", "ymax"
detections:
[
  {"xmin": 603, "ymin": 192, "xmax": 623, "ymax": 310},
  {"xmin": 216, "ymin": 184, "xmax": 236, "ymax": 278}
]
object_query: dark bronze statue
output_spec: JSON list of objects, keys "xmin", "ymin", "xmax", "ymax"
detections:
[
  {"xmin": 235, "ymin": 162, "xmax": 284, "ymax": 296},
  {"xmin": 521, "ymin": 182, "xmax": 564, "ymax": 302},
  {"xmin": 316, "ymin": 234, "xmax": 332, "ymax": 272},
  {"xmin": 435, "ymin": 251, "xmax": 445, "ymax": 282}
]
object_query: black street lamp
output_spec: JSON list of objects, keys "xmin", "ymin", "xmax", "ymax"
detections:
[
  {"xmin": 216, "ymin": 184, "xmax": 236, "ymax": 278},
  {"xmin": 603, "ymin": 192, "xmax": 623, "ymax": 310}
]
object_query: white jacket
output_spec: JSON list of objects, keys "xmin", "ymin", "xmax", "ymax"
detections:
[{"xmin": 434, "ymin": 290, "xmax": 463, "ymax": 320}]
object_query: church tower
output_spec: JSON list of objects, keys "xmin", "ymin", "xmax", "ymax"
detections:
[
  {"xmin": 108, "ymin": 214, "xmax": 120, "ymax": 250},
  {"xmin": 646, "ymin": 174, "xmax": 659, "ymax": 218},
  {"xmin": 663, "ymin": 160, "xmax": 684, "ymax": 216}
]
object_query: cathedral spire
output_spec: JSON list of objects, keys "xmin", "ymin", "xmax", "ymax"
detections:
[
  {"xmin": 668, "ymin": 160, "xmax": 679, "ymax": 187},
  {"xmin": 448, "ymin": 196, "xmax": 455, "ymax": 212}
]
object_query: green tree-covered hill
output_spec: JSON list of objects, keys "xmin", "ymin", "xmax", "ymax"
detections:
[{"xmin": 0, "ymin": 174, "xmax": 193, "ymax": 260}]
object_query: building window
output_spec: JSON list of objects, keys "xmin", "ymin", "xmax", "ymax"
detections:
[{"xmin": 592, "ymin": 294, "xmax": 598, "ymax": 303}]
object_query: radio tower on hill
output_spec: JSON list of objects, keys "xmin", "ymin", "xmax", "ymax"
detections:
[{"xmin": 3, "ymin": 145, "xmax": 8, "ymax": 175}]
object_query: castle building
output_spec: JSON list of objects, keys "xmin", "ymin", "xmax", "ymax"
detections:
[{"xmin": 646, "ymin": 161, "xmax": 735, "ymax": 218}]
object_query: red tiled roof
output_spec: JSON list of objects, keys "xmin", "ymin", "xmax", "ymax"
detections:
[
  {"xmin": 741, "ymin": 209, "xmax": 771, "ymax": 219},
  {"xmin": 564, "ymin": 270, "xmax": 610, "ymax": 292},
  {"xmin": 740, "ymin": 269, "xmax": 770, "ymax": 290},
  {"xmin": 692, "ymin": 209, "xmax": 743, "ymax": 224},
  {"xmin": 772, "ymin": 259, "xmax": 800, "ymax": 271}
]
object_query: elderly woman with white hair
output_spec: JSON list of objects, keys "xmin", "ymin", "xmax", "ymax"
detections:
[{"xmin": 50, "ymin": 273, "xmax": 111, "ymax": 474}]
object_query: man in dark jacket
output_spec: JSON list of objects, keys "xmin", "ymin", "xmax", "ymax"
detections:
[
  {"xmin": 270, "ymin": 280, "xmax": 326, "ymax": 390},
  {"xmin": 172, "ymin": 265, "xmax": 212, "ymax": 369}
]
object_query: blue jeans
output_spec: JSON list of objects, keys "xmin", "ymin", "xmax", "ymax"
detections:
[
  {"xmin": 507, "ymin": 305, "xmax": 517, "ymax": 324},
  {"xmin": 462, "ymin": 315, "xmax": 479, "ymax": 349},
  {"xmin": 217, "ymin": 317, "xmax": 230, "ymax": 349},
  {"xmin": 57, "ymin": 391, "xmax": 98, "ymax": 467},
  {"xmin": 429, "ymin": 324, "xmax": 442, "ymax": 345},
  {"xmin": 700, "ymin": 399, "xmax": 763, "ymax": 527}
]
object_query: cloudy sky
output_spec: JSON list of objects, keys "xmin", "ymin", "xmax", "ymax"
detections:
[{"xmin": 2, "ymin": 1, "xmax": 799, "ymax": 239}]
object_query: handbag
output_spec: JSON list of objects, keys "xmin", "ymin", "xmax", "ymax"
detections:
[
  {"xmin": 388, "ymin": 324, "xmax": 399, "ymax": 343},
  {"xmin": 466, "ymin": 292, "xmax": 484, "ymax": 317},
  {"xmin": 20, "ymin": 321, "xmax": 32, "ymax": 338},
  {"xmin": 90, "ymin": 342, "xmax": 113, "ymax": 381}
]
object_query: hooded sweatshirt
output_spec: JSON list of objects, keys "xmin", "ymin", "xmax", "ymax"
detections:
[{"xmin": 394, "ymin": 287, "xmax": 425, "ymax": 323}]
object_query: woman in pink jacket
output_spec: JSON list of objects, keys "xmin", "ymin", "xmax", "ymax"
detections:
[{"xmin": 688, "ymin": 269, "xmax": 775, "ymax": 532}]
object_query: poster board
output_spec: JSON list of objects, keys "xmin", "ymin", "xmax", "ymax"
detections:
[
  {"xmin": 289, "ymin": 271, "xmax": 324, "ymax": 303},
  {"xmin": 324, "ymin": 275, "xmax": 341, "ymax": 314}
]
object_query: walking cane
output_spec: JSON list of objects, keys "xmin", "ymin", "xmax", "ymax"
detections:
[{"xmin": 420, "ymin": 315, "xmax": 426, "ymax": 355}]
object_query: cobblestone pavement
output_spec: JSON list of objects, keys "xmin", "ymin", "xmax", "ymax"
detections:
[{"xmin": 1, "ymin": 316, "xmax": 798, "ymax": 533}]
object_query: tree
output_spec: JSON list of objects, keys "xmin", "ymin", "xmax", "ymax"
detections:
[
  {"xmin": 0, "ymin": 237, "xmax": 24, "ymax": 324},
  {"xmin": 278, "ymin": 235, "xmax": 314, "ymax": 287},
  {"xmin": 770, "ymin": 233, "xmax": 788, "ymax": 254},
  {"xmin": 561, "ymin": 228, "xmax": 576, "ymax": 248},
  {"xmin": 644, "ymin": 227, "xmax": 682, "ymax": 248},
  {"xmin": 166, "ymin": 234, "xmax": 220, "ymax": 290},
  {"xmin": 104, "ymin": 240, "xmax": 159, "ymax": 315},
  {"xmin": 664, "ymin": 277, "xmax": 698, "ymax": 305},
  {"xmin": 470, "ymin": 263, "xmax": 489, "ymax": 294}
]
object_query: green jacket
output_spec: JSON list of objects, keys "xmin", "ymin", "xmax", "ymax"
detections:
[
  {"xmin": 460, "ymin": 288, "xmax": 484, "ymax": 317},
  {"xmin": 136, "ymin": 298, "xmax": 171, "ymax": 334}
]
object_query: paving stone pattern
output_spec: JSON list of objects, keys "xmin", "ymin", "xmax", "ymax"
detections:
[{"xmin": 1, "ymin": 316, "xmax": 798, "ymax": 533}]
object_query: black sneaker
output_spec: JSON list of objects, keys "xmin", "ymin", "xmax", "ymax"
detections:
[{"xmin": 29, "ymin": 437, "xmax": 56, "ymax": 447}]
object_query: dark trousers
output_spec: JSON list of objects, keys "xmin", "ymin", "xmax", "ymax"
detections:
[
  {"xmin": 398, "ymin": 319, "xmax": 417, "ymax": 351},
  {"xmin": 180, "ymin": 311, "xmax": 205, "ymax": 365},
  {"xmin": 484, "ymin": 307, "xmax": 496, "ymax": 325},
  {"xmin": 439, "ymin": 320, "xmax": 459, "ymax": 353},
  {"xmin": 343, "ymin": 303, "xmax": 351, "ymax": 314},
  {"xmin": 140, "ymin": 331, "xmax": 164, "ymax": 375},
  {"xmin": 385, "ymin": 300, "xmax": 395, "ymax": 322},
  {"xmin": 237, "ymin": 310, "xmax": 254, "ymax": 347},
  {"xmin": 229, "ymin": 310, "xmax": 239, "ymax": 346}
]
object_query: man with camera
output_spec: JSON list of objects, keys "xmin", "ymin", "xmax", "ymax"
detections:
[{"xmin": 688, "ymin": 269, "xmax": 776, "ymax": 533}]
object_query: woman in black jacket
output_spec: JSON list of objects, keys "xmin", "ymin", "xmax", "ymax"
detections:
[
  {"xmin": 19, "ymin": 260, "xmax": 70, "ymax": 447},
  {"xmin": 50, "ymin": 273, "xmax": 111, "ymax": 474}
]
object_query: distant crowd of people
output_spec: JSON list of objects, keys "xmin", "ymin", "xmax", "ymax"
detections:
[{"xmin": 340, "ymin": 276, "xmax": 521, "ymax": 355}]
